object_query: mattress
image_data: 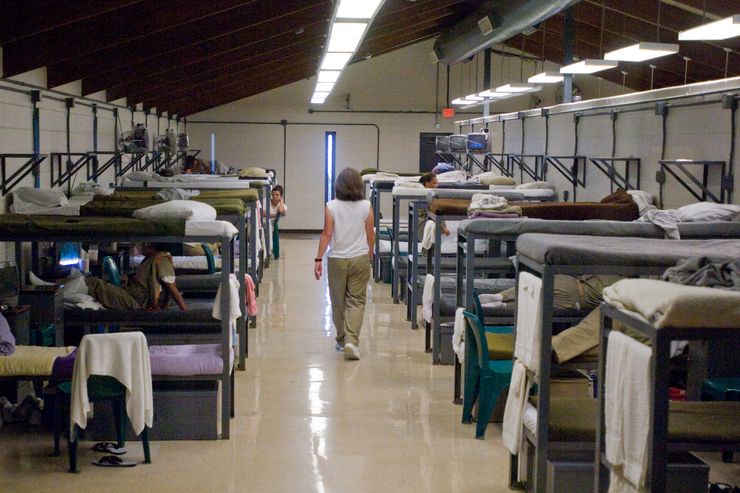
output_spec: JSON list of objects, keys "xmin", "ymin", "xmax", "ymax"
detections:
[
  {"xmin": 517, "ymin": 234, "xmax": 740, "ymax": 266},
  {"xmin": 12, "ymin": 195, "xmax": 94, "ymax": 216},
  {"xmin": 102, "ymin": 189, "xmax": 260, "ymax": 204},
  {"xmin": 0, "ymin": 346, "xmax": 76, "ymax": 377},
  {"xmin": 122, "ymin": 180, "xmax": 264, "ymax": 190},
  {"xmin": 379, "ymin": 240, "xmax": 411, "ymax": 254},
  {"xmin": 64, "ymin": 300, "xmax": 219, "ymax": 325},
  {"xmin": 392, "ymin": 187, "xmax": 428, "ymax": 197},
  {"xmin": 81, "ymin": 198, "xmax": 246, "ymax": 217},
  {"xmin": 437, "ymin": 294, "xmax": 590, "ymax": 318},
  {"xmin": 460, "ymin": 218, "xmax": 740, "ymax": 238},
  {"xmin": 149, "ymin": 344, "xmax": 231, "ymax": 376},
  {"xmin": 429, "ymin": 199, "xmax": 639, "ymax": 221},
  {"xmin": 428, "ymin": 189, "xmax": 526, "ymax": 201}
]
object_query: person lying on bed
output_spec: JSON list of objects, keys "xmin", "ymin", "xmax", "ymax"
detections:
[
  {"xmin": 418, "ymin": 172, "xmax": 449, "ymax": 238},
  {"xmin": 84, "ymin": 243, "xmax": 188, "ymax": 312},
  {"xmin": 182, "ymin": 155, "xmax": 212, "ymax": 174}
]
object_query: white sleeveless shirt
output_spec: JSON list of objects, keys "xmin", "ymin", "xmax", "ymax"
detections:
[{"xmin": 326, "ymin": 199, "xmax": 371, "ymax": 259}]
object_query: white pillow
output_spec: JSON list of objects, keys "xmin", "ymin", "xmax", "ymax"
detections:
[
  {"xmin": 675, "ymin": 202, "xmax": 740, "ymax": 222},
  {"xmin": 133, "ymin": 200, "xmax": 217, "ymax": 221},
  {"xmin": 516, "ymin": 181, "xmax": 554, "ymax": 190},
  {"xmin": 10, "ymin": 187, "xmax": 68, "ymax": 214}
]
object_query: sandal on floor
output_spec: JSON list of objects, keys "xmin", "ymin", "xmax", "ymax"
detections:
[
  {"xmin": 92, "ymin": 442, "xmax": 127, "ymax": 455},
  {"xmin": 92, "ymin": 455, "xmax": 137, "ymax": 467}
]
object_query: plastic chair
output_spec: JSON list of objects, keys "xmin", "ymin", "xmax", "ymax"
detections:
[
  {"xmin": 272, "ymin": 215, "xmax": 280, "ymax": 259},
  {"xmin": 54, "ymin": 376, "xmax": 151, "ymax": 472},
  {"xmin": 461, "ymin": 310, "xmax": 513, "ymax": 439},
  {"xmin": 102, "ymin": 256, "xmax": 121, "ymax": 287},
  {"xmin": 202, "ymin": 243, "xmax": 216, "ymax": 274},
  {"xmin": 472, "ymin": 288, "xmax": 514, "ymax": 360}
]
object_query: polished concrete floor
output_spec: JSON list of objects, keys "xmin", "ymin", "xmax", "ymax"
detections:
[{"xmin": 1, "ymin": 237, "xmax": 737, "ymax": 492}]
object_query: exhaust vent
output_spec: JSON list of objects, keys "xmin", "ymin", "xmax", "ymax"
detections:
[{"xmin": 478, "ymin": 16, "xmax": 494, "ymax": 36}]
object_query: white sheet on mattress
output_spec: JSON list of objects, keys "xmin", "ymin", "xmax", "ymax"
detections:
[
  {"xmin": 378, "ymin": 239, "xmax": 411, "ymax": 254},
  {"xmin": 13, "ymin": 195, "xmax": 94, "ymax": 216},
  {"xmin": 392, "ymin": 186, "xmax": 428, "ymax": 197},
  {"xmin": 185, "ymin": 220, "xmax": 239, "ymax": 237},
  {"xmin": 122, "ymin": 180, "xmax": 268, "ymax": 189}
]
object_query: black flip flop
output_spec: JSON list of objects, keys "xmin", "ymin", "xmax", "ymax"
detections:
[
  {"xmin": 92, "ymin": 442, "xmax": 127, "ymax": 455},
  {"xmin": 92, "ymin": 455, "xmax": 137, "ymax": 467}
]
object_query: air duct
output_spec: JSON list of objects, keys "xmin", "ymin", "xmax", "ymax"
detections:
[{"xmin": 432, "ymin": 0, "xmax": 581, "ymax": 65}]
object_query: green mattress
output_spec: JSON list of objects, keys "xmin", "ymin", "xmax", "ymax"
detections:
[
  {"xmin": 81, "ymin": 198, "xmax": 245, "ymax": 217},
  {"xmin": 101, "ymin": 189, "xmax": 259, "ymax": 204},
  {"xmin": 0, "ymin": 214, "xmax": 185, "ymax": 238}
]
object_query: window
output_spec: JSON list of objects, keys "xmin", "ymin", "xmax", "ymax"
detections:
[{"xmin": 325, "ymin": 131, "xmax": 336, "ymax": 203}]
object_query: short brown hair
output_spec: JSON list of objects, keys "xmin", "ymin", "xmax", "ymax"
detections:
[
  {"xmin": 334, "ymin": 168, "xmax": 364, "ymax": 201},
  {"xmin": 419, "ymin": 172, "xmax": 436, "ymax": 186}
]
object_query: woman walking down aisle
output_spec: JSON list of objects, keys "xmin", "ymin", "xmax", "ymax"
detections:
[{"xmin": 314, "ymin": 168, "xmax": 374, "ymax": 361}]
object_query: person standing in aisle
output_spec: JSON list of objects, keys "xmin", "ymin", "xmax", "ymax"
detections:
[{"xmin": 314, "ymin": 168, "xmax": 374, "ymax": 360}]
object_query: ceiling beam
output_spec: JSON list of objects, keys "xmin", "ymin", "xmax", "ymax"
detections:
[
  {"xmin": 3, "ymin": 0, "xmax": 253, "ymax": 78},
  {"xmin": 154, "ymin": 56, "xmax": 318, "ymax": 111},
  {"xmin": 52, "ymin": 0, "xmax": 327, "ymax": 90},
  {"xmin": 135, "ymin": 45, "xmax": 323, "ymax": 109},
  {"xmin": 106, "ymin": 19, "xmax": 327, "ymax": 103}
]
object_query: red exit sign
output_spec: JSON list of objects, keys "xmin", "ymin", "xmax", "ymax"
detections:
[{"xmin": 441, "ymin": 107, "xmax": 455, "ymax": 118}]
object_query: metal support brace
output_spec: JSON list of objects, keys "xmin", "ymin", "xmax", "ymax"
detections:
[
  {"xmin": 589, "ymin": 157, "xmax": 641, "ymax": 193},
  {"xmin": 657, "ymin": 160, "xmax": 727, "ymax": 208},
  {"xmin": 31, "ymin": 91, "xmax": 41, "ymax": 188}
]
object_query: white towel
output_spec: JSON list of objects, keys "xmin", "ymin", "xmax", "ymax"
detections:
[
  {"xmin": 502, "ymin": 360, "xmax": 532, "ymax": 481},
  {"xmin": 453, "ymin": 307, "xmax": 465, "ymax": 363},
  {"xmin": 468, "ymin": 193, "xmax": 508, "ymax": 212},
  {"xmin": 422, "ymin": 274, "xmax": 434, "ymax": 324},
  {"xmin": 605, "ymin": 331, "xmax": 652, "ymax": 492},
  {"xmin": 514, "ymin": 272, "xmax": 543, "ymax": 373},
  {"xmin": 212, "ymin": 273, "xmax": 242, "ymax": 329},
  {"xmin": 421, "ymin": 220, "xmax": 435, "ymax": 252},
  {"xmin": 70, "ymin": 332, "xmax": 153, "ymax": 437}
]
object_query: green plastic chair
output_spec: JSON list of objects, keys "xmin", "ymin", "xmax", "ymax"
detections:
[
  {"xmin": 54, "ymin": 376, "xmax": 151, "ymax": 473},
  {"xmin": 472, "ymin": 288, "xmax": 515, "ymax": 360},
  {"xmin": 461, "ymin": 310, "xmax": 513, "ymax": 439},
  {"xmin": 272, "ymin": 215, "xmax": 280, "ymax": 259},
  {"xmin": 201, "ymin": 243, "xmax": 216, "ymax": 274},
  {"xmin": 102, "ymin": 256, "xmax": 121, "ymax": 287}
]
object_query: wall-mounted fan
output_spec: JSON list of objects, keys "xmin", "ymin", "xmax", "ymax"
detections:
[
  {"xmin": 155, "ymin": 129, "xmax": 177, "ymax": 154},
  {"xmin": 177, "ymin": 133, "xmax": 190, "ymax": 151},
  {"xmin": 118, "ymin": 124, "xmax": 149, "ymax": 153}
]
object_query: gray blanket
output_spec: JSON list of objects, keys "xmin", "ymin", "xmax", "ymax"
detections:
[{"xmin": 663, "ymin": 257, "xmax": 740, "ymax": 291}]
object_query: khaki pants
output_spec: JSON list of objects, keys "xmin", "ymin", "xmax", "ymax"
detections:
[
  {"xmin": 328, "ymin": 255, "xmax": 370, "ymax": 347},
  {"xmin": 84, "ymin": 277, "xmax": 142, "ymax": 311}
]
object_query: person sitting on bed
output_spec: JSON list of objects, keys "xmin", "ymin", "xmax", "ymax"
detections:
[
  {"xmin": 418, "ymin": 173, "xmax": 450, "ymax": 237},
  {"xmin": 83, "ymin": 243, "xmax": 188, "ymax": 312},
  {"xmin": 269, "ymin": 185, "xmax": 287, "ymax": 221}
]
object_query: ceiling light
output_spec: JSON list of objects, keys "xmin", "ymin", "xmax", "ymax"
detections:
[
  {"xmin": 465, "ymin": 94, "xmax": 484, "ymax": 101},
  {"xmin": 528, "ymin": 71, "xmax": 564, "ymax": 84},
  {"xmin": 315, "ymin": 82, "xmax": 335, "ymax": 92},
  {"xmin": 451, "ymin": 97, "xmax": 482, "ymax": 105},
  {"xmin": 318, "ymin": 70, "xmax": 341, "ymax": 83},
  {"xmin": 478, "ymin": 89, "xmax": 514, "ymax": 99},
  {"xmin": 327, "ymin": 22, "xmax": 367, "ymax": 52},
  {"xmin": 336, "ymin": 0, "xmax": 383, "ymax": 19},
  {"xmin": 679, "ymin": 15, "xmax": 740, "ymax": 40},
  {"xmin": 560, "ymin": 59, "xmax": 617, "ymax": 74},
  {"xmin": 320, "ymin": 52, "xmax": 353, "ymax": 70},
  {"xmin": 604, "ymin": 42, "xmax": 679, "ymax": 62},
  {"xmin": 496, "ymin": 83, "xmax": 541, "ymax": 93},
  {"xmin": 311, "ymin": 95, "xmax": 327, "ymax": 104}
]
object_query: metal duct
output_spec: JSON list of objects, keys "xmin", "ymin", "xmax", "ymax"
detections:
[{"xmin": 432, "ymin": 0, "xmax": 581, "ymax": 65}]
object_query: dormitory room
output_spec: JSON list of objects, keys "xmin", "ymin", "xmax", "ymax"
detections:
[{"xmin": 0, "ymin": 1, "xmax": 738, "ymax": 492}]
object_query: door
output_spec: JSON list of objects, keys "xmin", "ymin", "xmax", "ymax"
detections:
[{"xmin": 419, "ymin": 132, "xmax": 451, "ymax": 173}]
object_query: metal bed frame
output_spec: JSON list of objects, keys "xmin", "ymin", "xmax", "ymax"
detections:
[
  {"xmin": 3, "ymin": 226, "xmax": 235, "ymax": 439},
  {"xmin": 596, "ymin": 304, "xmax": 740, "ymax": 492},
  {"xmin": 657, "ymin": 159, "xmax": 729, "ymax": 208}
]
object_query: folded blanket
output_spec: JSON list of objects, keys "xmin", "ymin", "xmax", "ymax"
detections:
[
  {"xmin": 0, "ymin": 313, "xmax": 16, "ymax": 356},
  {"xmin": 468, "ymin": 193, "xmax": 508, "ymax": 211},
  {"xmin": 436, "ymin": 170, "xmax": 468, "ymax": 182},
  {"xmin": 662, "ymin": 257, "xmax": 740, "ymax": 290},
  {"xmin": 156, "ymin": 188, "xmax": 201, "ymax": 200},
  {"xmin": 603, "ymin": 279, "xmax": 740, "ymax": 328},
  {"xmin": 468, "ymin": 211, "xmax": 521, "ymax": 219}
]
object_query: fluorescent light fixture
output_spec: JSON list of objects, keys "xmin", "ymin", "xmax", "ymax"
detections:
[
  {"xmin": 313, "ymin": 91, "xmax": 330, "ymax": 99},
  {"xmin": 465, "ymin": 94, "xmax": 484, "ymax": 101},
  {"xmin": 320, "ymin": 52, "xmax": 353, "ymax": 70},
  {"xmin": 336, "ymin": 0, "xmax": 383, "ymax": 19},
  {"xmin": 315, "ymin": 82, "xmax": 335, "ymax": 92},
  {"xmin": 496, "ymin": 82, "xmax": 541, "ymax": 93},
  {"xmin": 604, "ymin": 42, "xmax": 679, "ymax": 62},
  {"xmin": 679, "ymin": 15, "xmax": 740, "ymax": 40},
  {"xmin": 478, "ymin": 89, "xmax": 514, "ymax": 99},
  {"xmin": 560, "ymin": 59, "xmax": 617, "ymax": 74},
  {"xmin": 318, "ymin": 70, "xmax": 341, "ymax": 83},
  {"xmin": 451, "ymin": 97, "xmax": 482, "ymax": 105},
  {"xmin": 528, "ymin": 71, "xmax": 564, "ymax": 84},
  {"xmin": 327, "ymin": 22, "xmax": 367, "ymax": 52},
  {"xmin": 311, "ymin": 95, "xmax": 327, "ymax": 104}
]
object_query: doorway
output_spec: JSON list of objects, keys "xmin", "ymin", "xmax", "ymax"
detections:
[{"xmin": 419, "ymin": 132, "xmax": 451, "ymax": 173}]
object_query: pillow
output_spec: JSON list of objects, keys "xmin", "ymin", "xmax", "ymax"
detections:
[
  {"xmin": 626, "ymin": 190, "xmax": 656, "ymax": 215},
  {"xmin": 477, "ymin": 172, "xmax": 517, "ymax": 186},
  {"xmin": 599, "ymin": 189, "xmax": 634, "ymax": 205},
  {"xmin": 132, "ymin": 200, "xmax": 217, "ymax": 221},
  {"xmin": 239, "ymin": 167, "xmax": 268, "ymax": 178},
  {"xmin": 516, "ymin": 181, "xmax": 554, "ymax": 190},
  {"xmin": 10, "ymin": 187, "xmax": 68, "ymax": 214},
  {"xmin": 675, "ymin": 202, "xmax": 740, "ymax": 222}
]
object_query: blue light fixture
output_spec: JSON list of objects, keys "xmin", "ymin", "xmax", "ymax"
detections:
[{"xmin": 59, "ymin": 242, "xmax": 81, "ymax": 266}]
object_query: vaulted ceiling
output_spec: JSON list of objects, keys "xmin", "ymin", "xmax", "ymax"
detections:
[{"xmin": 0, "ymin": 1, "xmax": 737, "ymax": 117}]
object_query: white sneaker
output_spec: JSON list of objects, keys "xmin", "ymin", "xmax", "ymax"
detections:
[{"xmin": 343, "ymin": 343, "xmax": 360, "ymax": 361}]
